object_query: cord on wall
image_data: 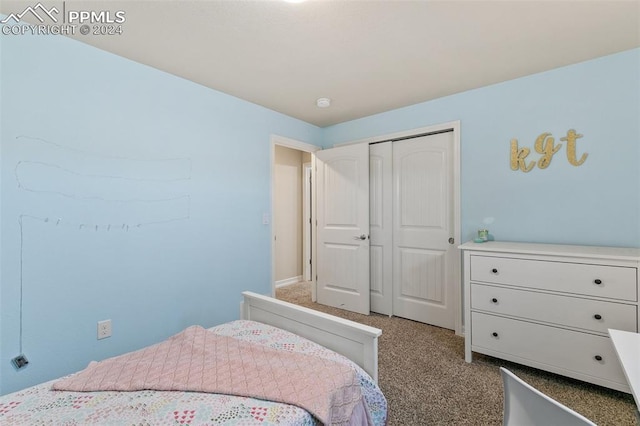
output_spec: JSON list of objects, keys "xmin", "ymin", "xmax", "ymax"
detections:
[{"xmin": 11, "ymin": 135, "xmax": 194, "ymax": 368}]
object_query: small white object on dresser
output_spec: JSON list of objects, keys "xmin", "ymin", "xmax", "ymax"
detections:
[{"xmin": 460, "ymin": 240, "xmax": 640, "ymax": 393}]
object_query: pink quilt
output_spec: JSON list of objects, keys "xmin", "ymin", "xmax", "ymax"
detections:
[{"xmin": 53, "ymin": 325, "xmax": 372, "ymax": 425}]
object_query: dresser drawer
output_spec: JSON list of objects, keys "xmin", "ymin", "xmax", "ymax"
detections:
[
  {"xmin": 471, "ymin": 312, "xmax": 627, "ymax": 386},
  {"xmin": 470, "ymin": 255, "xmax": 637, "ymax": 301},
  {"xmin": 471, "ymin": 284, "xmax": 638, "ymax": 334}
]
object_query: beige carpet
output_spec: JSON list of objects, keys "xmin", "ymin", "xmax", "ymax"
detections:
[{"xmin": 276, "ymin": 282, "xmax": 637, "ymax": 426}]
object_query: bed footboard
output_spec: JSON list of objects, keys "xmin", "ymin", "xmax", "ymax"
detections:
[{"xmin": 240, "ymin": 291, "xmax": 381, "ymax": 382}]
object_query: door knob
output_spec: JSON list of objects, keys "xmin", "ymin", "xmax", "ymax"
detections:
[
  {"xmin": 353, "ymin": 234, "xmax": 367, "ymax": 240},
  {"xmin": 448, "ymin": 237, "xmax": 455, "ymax": 244}
]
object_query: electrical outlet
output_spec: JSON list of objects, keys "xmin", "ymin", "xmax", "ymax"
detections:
[
  {"xmin": 11, "ymin": 354, "xmax": 29, "ymax": 370},
  {"xmin": 97, "ymin": 319, "xmax": 112, "ymax": 339}
]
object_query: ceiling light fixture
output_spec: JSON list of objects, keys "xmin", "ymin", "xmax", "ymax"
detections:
[{"xmin": 316, "ymin": 97, "xmax": 331, "ymax": 108}]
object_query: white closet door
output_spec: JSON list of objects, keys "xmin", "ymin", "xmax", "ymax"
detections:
[
  {"xmin": 315, "ymin": 143, "xmax": 370, "ymax": 315},
  {"xmin": 392, "ymin": 132, "xmax": 456, "ymax": 329},
  {"xmin": 369, "ymin": 142, "xmax": 393, "ymax": 315}
]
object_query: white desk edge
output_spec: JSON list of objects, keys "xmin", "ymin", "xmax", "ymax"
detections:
[{"xmin": 608, "ymin": 328, "xmax": 640, "ymax": 413}]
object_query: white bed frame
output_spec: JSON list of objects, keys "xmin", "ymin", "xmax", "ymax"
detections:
[{"xmin": 240, "ymin": 291, "xmax": 382, "ymax": 383}]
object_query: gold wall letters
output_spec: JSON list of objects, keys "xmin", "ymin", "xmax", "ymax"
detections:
[
  {"xmin": 510, "ymin": 129, "xmax": 587, "ymax": 172},
  {"xmin": 533, "ymin": 133, "xmax": 562, "ymax": 169},
  {"xmin": 561, "ymin": 129, "xmax": 588, "ymax": 166},
  {"xmin": 510, "ymin": 140, "xmax": 535, "ymax": 172}
]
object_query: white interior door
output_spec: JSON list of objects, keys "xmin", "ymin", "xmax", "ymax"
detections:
[
  {"xmin": 392, "ymin": 132, "xmax": 456, "ymax": 329},
  {"xmin": 369, "ymin": 142, "xmax": 393, "ymax": 315},
  {"xmin": 315, "ymin": 143, "xmax": 370, "ymax": 315}
]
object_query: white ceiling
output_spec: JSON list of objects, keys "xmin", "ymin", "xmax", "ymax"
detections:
[{"xmin": 3, "ymin": 0, "xmax": 640, "ymax": 127}]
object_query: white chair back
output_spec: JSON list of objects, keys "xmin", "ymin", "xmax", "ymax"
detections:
[{"xmin": 500, "ymin": 367, "xmax": 597, "ymax": 426}]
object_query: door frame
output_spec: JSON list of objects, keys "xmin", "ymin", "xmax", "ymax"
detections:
[
  {"xmin": 331, "ymin": 121, "xmax": 462, "ymax": 336},
  {"xmin": 270, "ymin": 135, "xmax": 320, "ymax": 298},
  {"xmin": 302, "ymin": 162, "xmax": 312, "ymax": 282}
]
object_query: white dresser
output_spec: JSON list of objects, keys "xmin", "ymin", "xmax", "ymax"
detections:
[{"xmin": 460, "ymin": 241, "xmax": 640, "ymax": 393}]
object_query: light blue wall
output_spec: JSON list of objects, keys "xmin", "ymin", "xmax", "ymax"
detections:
[
  {"xmin": 2, "ymin": 20, "xmax": 638, "ymax": 397},
  {"xmin": 323, "ymin": 49, "xmax": 640, "ymax": 248},
  {"xmin": 0, "ymin": 30, "xmax": 322, "ymax": 394}
]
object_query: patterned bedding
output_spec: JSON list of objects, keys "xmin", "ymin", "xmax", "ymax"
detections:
[{"xmin": 0, "ymin": 320, "xmax": 387, "ymax": 425}]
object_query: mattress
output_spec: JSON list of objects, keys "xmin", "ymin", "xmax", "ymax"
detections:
[{"xmin": 0, "ymin": 320, "xmax": 387, "ymax": 425}]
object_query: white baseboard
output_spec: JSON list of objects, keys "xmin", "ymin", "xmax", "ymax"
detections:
[{"xmin": 275, "ymin": 275, "xmax": 303, "ymax": 288}]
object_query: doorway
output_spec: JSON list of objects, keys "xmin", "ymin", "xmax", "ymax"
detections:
[{"xmin": 270, "ymin": 135, "xmax": 319, "ymax": 297}]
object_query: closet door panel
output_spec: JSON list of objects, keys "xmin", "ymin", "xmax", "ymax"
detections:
[
  {"xmin": 392, "ymin": 132, "xmax": 455, "ymax": 329},
  {"xmin": 369, "ymin": 142, "xmax": 393, "ymax": 315}
]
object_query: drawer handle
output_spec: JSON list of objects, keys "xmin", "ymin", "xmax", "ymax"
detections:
[
  {"xmin": 594, "ymin": 314, "xmax": 602, "ymax": 320},
  {"xmin": 491, "ymin": 268, "xmax": 498, "ymax": 274},
  {"xmin": 492, "ymin": 332, "xmax": 499, "ymax": 337},
  {"xmin": 594, "ymin": 279, "xmax": 602, "ymax": 285},
  {"xmin": 491, "ymin": 298, "xmax": 498, "ymax": 303},
  {"xmin": 594, "ymin": 355, "xmax": 603, "ymax": 361}
]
